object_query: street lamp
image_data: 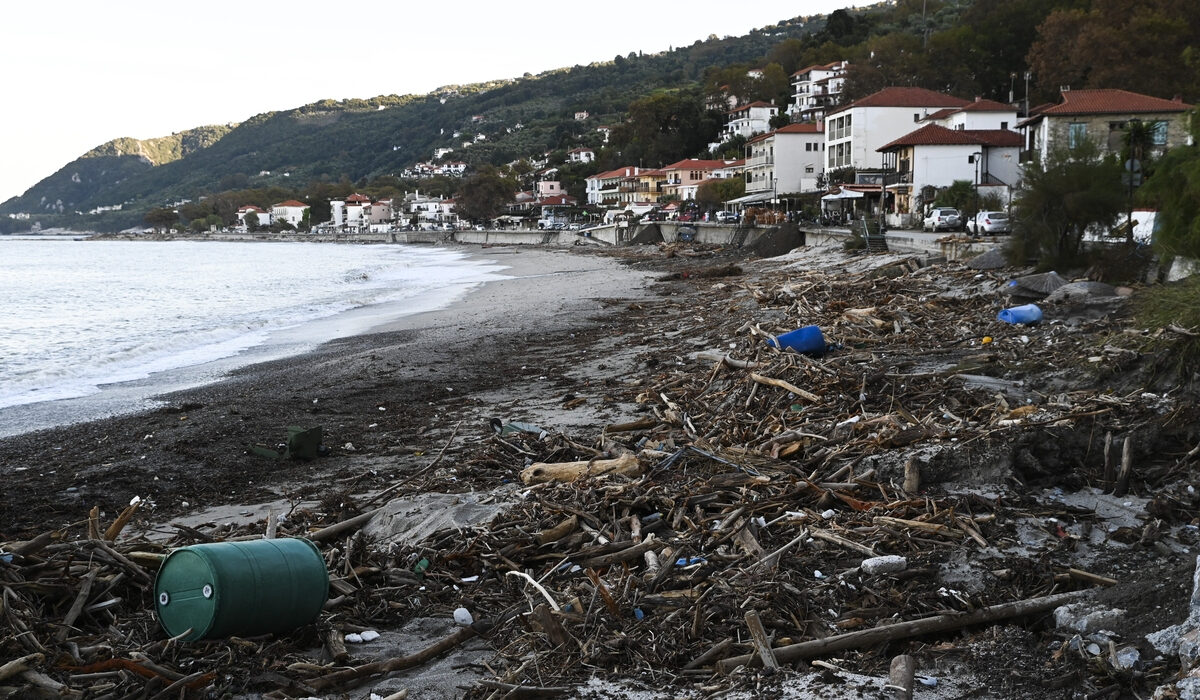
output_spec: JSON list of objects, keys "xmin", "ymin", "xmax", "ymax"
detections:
[{"xmin": 969, "ymin": 151, "xmax": 982, "ymax": 232}]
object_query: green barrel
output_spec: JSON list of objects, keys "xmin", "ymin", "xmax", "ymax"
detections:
[{"xmin": 154, "ymin": 538, "xmax": 328, "ymax": 641}]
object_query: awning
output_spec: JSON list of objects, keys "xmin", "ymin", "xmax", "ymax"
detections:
[
  {"xmin": 726, "ymin": 192, "xmax": 774, "ymax": 205},
  {"xmin": 821, "ymin": 189, "xmax": 865, "ymax": 201}
]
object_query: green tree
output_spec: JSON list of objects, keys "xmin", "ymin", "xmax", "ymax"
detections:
[
  {"xmin": 1139, "ymin": 113, "xmax": 1200, "ymax": 258},
  {"xmin": 695, "ymin": 177, "xmax": 746, "ymax": 210},
  {"xmin": 455, "ymin": 166, "xmax": 517, "ymax": 222},
  {"xmin": 934, "ymin": 180, "xmax": 977, "ymax": 216},
  {"xmin": 244, "ymin": 211, "xmax": 260, "ymax": 231},
  {"xmin": 143, "ymin": 207, "xmax": 178, "ymax": 232},
  {"xmin": 609, "ymin": 88, "xmax": 721, "ymax": 168},
  {"xmin": 1027, "ymin": 0, "xmax": 1200, "ymax": 103},
  {"xmin": 1010, "ymin": 140, "xmax": 1124, "ymax": 268}
]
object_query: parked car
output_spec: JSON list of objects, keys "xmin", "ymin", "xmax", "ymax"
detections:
[
  {"xmin": 645, "ymin": 209, "xmax": 667, "ymax": 222},
  {"xmin": 967, "ymin": 210, "xmax": 1011, "ymax": 235},
  {"xmin": 715, "ymin": 210, "xmax": 739, "ymax": 224},
  {"xmin": 678, "ymin": 211, "xmax": 698, "ymax": 222},
  {"xmin": 923, "ymin": 207, "xmax": 962, "ymax": 232}
]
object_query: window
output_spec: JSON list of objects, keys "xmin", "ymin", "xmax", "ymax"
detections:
[
  {"xmin": 1068, "ymin": 123, "xmax": 1087, "ymax": 149},
  {"xmin": 1151, "ymin": 121, "xmax": 1168, "ymax": 146},
  {"xmin": 1001, "ymin": 121, "xmax": 1008, "ymax": 130}
]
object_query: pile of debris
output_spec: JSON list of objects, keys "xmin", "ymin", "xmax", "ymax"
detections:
[{"xmin": 3, "ymin": 246, "xmax": 1198, "ymax": 699}]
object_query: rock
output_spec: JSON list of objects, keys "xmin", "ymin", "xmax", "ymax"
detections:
[
  {"xmin": 1045, "ymin": 281, "xmax": 1118, "ymax": 303},
  {"xmin": 453, "ymin": 607, "xmax": 474, "ymax": 626}
]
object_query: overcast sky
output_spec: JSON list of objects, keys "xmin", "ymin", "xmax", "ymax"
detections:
[{"xmin": 0, "ymin": 0, "xmax": 854, "ymax": 203}]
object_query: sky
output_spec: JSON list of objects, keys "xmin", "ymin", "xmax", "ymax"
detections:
[{"xmin": 0, "ymin": 0, "xmax": 855, "ymax": 204}]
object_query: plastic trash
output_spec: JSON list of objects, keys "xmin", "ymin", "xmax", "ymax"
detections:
[
  {"xmin": 997, "ymin": 304, "xmax": 1042, "ymax": 324},
  {"xmin": 767, "ymin": 325, "xmax": 827, "ymax": 355},
  {"xmin": 453, "ymin": 607, "xmax": 474, "ymax": 626}
]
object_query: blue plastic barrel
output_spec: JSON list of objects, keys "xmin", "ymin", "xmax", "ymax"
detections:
[
  {"xmin": 997, "ymin": 304, "xmax": 1043, "ymax": 324},
  {"xmin": 767, "ymin": 325, "xmax": 826, "ymax": 355}
]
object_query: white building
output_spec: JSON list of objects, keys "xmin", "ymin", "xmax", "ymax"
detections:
[
  {"xmin": 743, "ymin": 122, "xmax": 826, "ymax": 203},
  {"xmin": 330, "ymin": 193, "xmax": 372, "ymax": 230},
  {"xmin": 787, "ymin": 60, "xmax": 848, "ymax": 123},
  {"xmin": 585, "ymin": 166, "xmax": 639, "ymax": 206},
  {"xmin": 877, "ymin": 123, "xmax": 1023, "ymax": 222},
  {"xmin": 271, "ymin": 200, "xmax": 310, "ymax": 228},
  {"xmin": 825, "ymin": 87, "xmax": 970, "ymax": 172},
  {"xmin": 722, "ymin": 101, "xmax": 779, "ymax": 142},
  {"xmin": 924, "ymin": 97, "xmax": 1019, "ymax": 132},
  {"xmin": 567, "ymin": 147, "xmax": 595, "ymax": 164},
  {"xmin": 235, "ymin": 205, "xmax": 271, "ymax": 229}
]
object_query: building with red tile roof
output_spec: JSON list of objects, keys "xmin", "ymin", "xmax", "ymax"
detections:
[
  {"xmin": 875, "ymin": 123, "xmax": 1023, "ymax": 225},
  {"xmin": 1018, "ymin": 88, "xmax": 1193, "ymax": 168},
  {"xmin": 743, "ymin": 122, "xmax": 827, "ymax": 201},
  {"xmin": 271, "ymin": 200, "xmax": 311, "ymax": 228},
  {"xmin": 825, "ymin": 87, "xmax": 975, "ymax": 172}
]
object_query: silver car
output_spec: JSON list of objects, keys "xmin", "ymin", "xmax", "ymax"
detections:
[
  {"xmin": 923, "ymin": 207, "xmax": 961, "ymax": 232},
  {"xmin": 968, "ymin": 211, "xmax": 1011, "ymax": 235}
]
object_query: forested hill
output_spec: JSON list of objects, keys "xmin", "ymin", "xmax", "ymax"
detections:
[{"xmin": 3, "ymin": 0, "xmax": 1197, "ymax": 233}]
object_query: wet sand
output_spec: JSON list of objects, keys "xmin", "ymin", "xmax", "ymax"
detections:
[{"xmin": 0, "ymin": 244, "xmax": 653, "ymax": 539}]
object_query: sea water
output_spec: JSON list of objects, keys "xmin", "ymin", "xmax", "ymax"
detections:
[{"xmin": 0, "ymin": 238, "xmax": 507, "ymax": 436}]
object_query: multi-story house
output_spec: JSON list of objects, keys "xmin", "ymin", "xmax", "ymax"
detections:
[
  {"xmin": 877, "ymin": 123, "xmax": 1023, "ymax": 223},
  {"xmin": 659, "ymin": 159, "xmax": 735, "ymax": 200},
  {"xmin": 787, "ymin": 61, "xmax": 848, "ymax": 123},
  {"xmin": 585, "ymin": 166, "xmax": 639, "ymax": 206},
  {"xmin": 568, "ymin": 147, "xmax": 595, "ymax": 164},
  {"xmin": 743, "ymin": 123, "xmax": 826, "ymax": 203},
  {"xmin": 721, "ymin": 101, "xmax": 779, "ymax": 142},
  {"xmin": 1018, "ymin": 88, "xmax": 1193, "ymax": 168},
  {"xmin": 270, "ymin": 200, "xmax": 309, "ymax": 228},
  {"xmin": 825, "ymin": 87, "xmax": 971, "ymax": 172},
  {"xmin": 330, "ymin": 193, "xmax": 371, "ymax": 230}
]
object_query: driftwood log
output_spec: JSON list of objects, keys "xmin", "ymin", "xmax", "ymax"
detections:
[{"xmin": 520, "ymin": 453, "xmax": 641, "ymax": 484}]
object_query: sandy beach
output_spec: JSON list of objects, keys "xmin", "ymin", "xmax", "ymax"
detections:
[{"xmin": 0, "ymin": 244, "xmax": 653, "ymax": 537}]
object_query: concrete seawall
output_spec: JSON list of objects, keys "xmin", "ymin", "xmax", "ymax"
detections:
[{"xmin": 94, "ymin": 224, "xmax": 993, "ymax": 261}]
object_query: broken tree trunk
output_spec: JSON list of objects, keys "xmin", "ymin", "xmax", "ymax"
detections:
[{"xmin": 715, "ymin": 591, "xmax": 1082, "ymax": 673}]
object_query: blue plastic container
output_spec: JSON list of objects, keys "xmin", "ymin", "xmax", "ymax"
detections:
[
  {"xmin": 767, "ymin": 325, "xmax": 826, "ymax": 355},
  {"xmin": 997, "ymin": 304, "xmax": 1043, "ymax": 324}
]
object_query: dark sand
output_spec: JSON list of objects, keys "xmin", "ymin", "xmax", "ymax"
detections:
[{"xmin": 0, "ymin": 245, "xmax": 654, "ymax": 540}]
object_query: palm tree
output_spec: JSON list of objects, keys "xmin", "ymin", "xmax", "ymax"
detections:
[{"xmin": 1122, "ymin": 119, "xmax": 1154, "ymax": 244}]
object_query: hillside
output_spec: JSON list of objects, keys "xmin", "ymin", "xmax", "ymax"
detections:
[
  {"xmin": 3, "ymin": 0, "xmax": 1197, "ymax": 233},
  {"xmin": 0, "ymin": 11, "xmax": 837, "ymax": 232}
]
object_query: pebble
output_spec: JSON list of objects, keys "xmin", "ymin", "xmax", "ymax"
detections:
[{"xmin": 454, "ymin": 607, "xmax": 474, "ymax": 625}]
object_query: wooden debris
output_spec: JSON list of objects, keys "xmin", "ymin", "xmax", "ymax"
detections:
[{"xmin": 520, "ymin": 453, "xmax": 641, "ymax": 484}]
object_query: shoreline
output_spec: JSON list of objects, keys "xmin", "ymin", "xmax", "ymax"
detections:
[
  {"xmin": 0, "ymin": 244, "xmax": 653, "ymax": 537},
  {"xmin": 0, "ymin": 242, "xmax": 578, "ymax": 438}
]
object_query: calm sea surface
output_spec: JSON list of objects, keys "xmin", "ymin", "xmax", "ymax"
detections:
[{"xmin": 0, "ymin": 238, "xmax": 506, "ymax": 435}]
